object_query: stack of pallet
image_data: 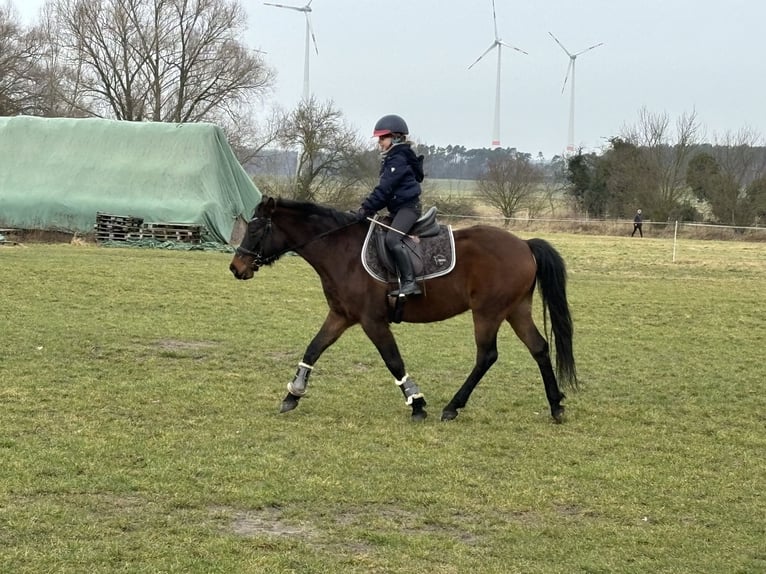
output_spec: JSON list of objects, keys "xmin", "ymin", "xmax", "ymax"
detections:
[
  {"xmin": 94, "ymin": 213, "xmax": 204, "ymax": 244},
  {"xmin": 126, "ymin": 222, "xmax": 203, "ymax": 243},
  {"xmin": 95, "ymin": 213, "xmax": 144, "ymax": 242}
]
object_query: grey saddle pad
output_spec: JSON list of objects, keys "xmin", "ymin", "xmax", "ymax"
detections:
[{"xmin": 361, "ymin": 220, "xmax": 456, "ymax": 284}]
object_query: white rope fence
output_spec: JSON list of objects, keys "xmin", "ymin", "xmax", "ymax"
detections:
[{"xmin": 436, "ymin": 213, "xmax": 766, "ymax": 263}]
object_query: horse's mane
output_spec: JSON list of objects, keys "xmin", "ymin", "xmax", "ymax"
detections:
[{"xmin": 275, "ymin": 197, "xmax": 359, "ymax": 227}]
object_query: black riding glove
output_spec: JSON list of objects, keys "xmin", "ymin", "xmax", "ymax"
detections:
[{"xmin": 356, "ymin": 207, "xmax": 373, "ymax": 221}]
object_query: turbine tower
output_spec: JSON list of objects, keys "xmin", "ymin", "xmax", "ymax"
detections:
[
  {"xmin": 264, "ymin": 1, "xmax": 319, "ymax": 100},
  {"xmin": 468, "ymin": 0, "xmax": 527, "ymax": 148},
  {"xmin": 548, "ymin": 32, "xmax": 603, "ymax": 155}
]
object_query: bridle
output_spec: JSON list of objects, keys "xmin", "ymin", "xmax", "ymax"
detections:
[
  {"xmin": 235, "ymin": 214, "xmax": 360, "ymax": 269},
  {"xmin": 234, "ymin": 217, "xmax": 273, "ymax": 267}
]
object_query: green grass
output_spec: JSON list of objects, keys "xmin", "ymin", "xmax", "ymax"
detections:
[{"xmin": 1, "ymin": 235, "xmax": 765, "ymax": 573}]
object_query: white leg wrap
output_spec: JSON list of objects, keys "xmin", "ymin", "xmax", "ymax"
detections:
[
  {"xmin": 287, "ymin": 362, "xmax": 314, "ymax": 396},
  {"xmin": 395, "ymin": 374, "xmax": 424, "ymax": 405}
]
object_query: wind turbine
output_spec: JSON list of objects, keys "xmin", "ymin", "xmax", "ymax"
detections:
[
  {"xmin": 548, "ymin": 32, "xmax": 603, "ymax": 155},
  {"xmin": 468, "ymin": 0, "xmax": 527, "ymax": 148},
  {"xmin": 264, "ymin": 1, "xmax": 319, "ymax": 101}
]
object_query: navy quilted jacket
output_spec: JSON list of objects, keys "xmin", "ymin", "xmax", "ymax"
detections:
[{"xmin": 361, "ymin": 143, "xmax": 424, "ymax": 214}]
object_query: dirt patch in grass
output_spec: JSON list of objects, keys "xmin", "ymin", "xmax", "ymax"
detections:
[
  {"xmin": 211, "ymin": 506, "xmax": 318, "ymax": 539},
  {"xmin": 216, "ymin": 504, "xmax": 484, "ymax": 546}
]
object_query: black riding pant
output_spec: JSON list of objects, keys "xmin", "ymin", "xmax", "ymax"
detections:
[{"xmin": 385, "ymin": 204, "xmax": 421, "ymax": 251}]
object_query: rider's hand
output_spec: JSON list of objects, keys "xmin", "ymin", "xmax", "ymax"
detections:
[{"xmin": 356, "ymin": 207, "xmax": 372, "ymax": 221}]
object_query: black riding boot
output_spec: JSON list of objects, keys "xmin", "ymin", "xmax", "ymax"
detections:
[{"xmin": 389, "ymin": 243, "xmax": 421, "ymax": 297}]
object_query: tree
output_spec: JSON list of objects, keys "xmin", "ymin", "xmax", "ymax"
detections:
[
  {"xmin": 476, "ymin": 152, "xmax": 543, "ymax": 224},
  {"xmin": 0, "ymin": 4, "xmax": 46, "ymax": 115},
  {"xmin": 708, "ymin": 128, "xmax": 766, "ymax": 225},
  {"xmin": 598, "ymin": 137, "xmax": 658, "ymax": 217},
  {"xmin": 747, "ymin": 177, "xmax": 766, "ymax": 224},
  {"xmin": 686, "ymin": 128, "xmax": 766, "ymax": 225},
  {"xmin": 44, "ymin": 0, "xmax": 274, "ymax": 123},
  {"xmin": 531, "ymin": 154, "xmax": 568, "ymax": 218},
  {"xmin": 275, "ymin": 97, "xmax": 370, "ymax": 206},
  {"xmin": 619, "ymin": 107, "xmax": 701, "ymax": 219},
  {"xmin": 565, "ymin": 150, "xmax": 608, "ymax": 217},
  {"xmin": 221, "ymin": 103, "xmax": 282, "ymax": 167}
]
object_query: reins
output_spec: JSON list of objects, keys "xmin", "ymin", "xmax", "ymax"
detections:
[{"xmin": 236, "ymin": 215, "xmax": 361, "ymax": 267}]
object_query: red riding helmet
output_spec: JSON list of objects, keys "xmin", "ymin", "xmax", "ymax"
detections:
[{"xmin": 373, "ymin": 114, "xmax": 409, "ymax": 137}]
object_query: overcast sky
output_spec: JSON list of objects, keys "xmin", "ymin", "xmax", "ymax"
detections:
[{"xmin": 13, "ymin": 0, "xmax": 765, "ymax": 158}]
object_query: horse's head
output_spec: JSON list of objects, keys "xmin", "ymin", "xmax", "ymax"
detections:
[
  {"xmin": 230, "ymin": 197, "xmax": 279, "ymax": 280},
  {"xmin": 230, "ymin": 196, "xmax": 361, "ymax": 280}
]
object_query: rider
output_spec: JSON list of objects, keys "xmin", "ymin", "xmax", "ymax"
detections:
[{"xmin": 358, "ymin": 114, "xmax": 425, "ymax": 297}]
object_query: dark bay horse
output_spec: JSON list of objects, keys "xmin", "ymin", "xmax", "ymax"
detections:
[{"xmin": 229, "ymin": 196, "xmax": 577, "ymax": 422}]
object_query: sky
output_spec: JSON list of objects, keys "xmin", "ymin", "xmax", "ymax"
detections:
[{"xmin": 12, "ymin": 0, "xmax": 766, "ymax": 159}]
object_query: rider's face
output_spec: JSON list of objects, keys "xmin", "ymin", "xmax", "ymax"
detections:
[{"xmin": 378, "ymin": 135, "xmax": 392, "ymax": 151}]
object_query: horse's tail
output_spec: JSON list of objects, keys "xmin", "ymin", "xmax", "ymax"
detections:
[{"xmin": 527, "ymin": 238, "xmax": 578, "ymax": 391}]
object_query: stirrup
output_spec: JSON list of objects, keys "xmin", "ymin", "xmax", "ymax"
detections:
[{"xmin": 389, "ymin": 282, "xmax": 422, "ymax": 297}]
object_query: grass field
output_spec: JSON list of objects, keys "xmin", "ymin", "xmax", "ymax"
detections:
[{"xmin": 1, "ymin": 234, "xmax": 765, "ymax": 573}]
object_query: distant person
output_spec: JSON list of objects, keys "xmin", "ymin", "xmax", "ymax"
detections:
[
  {"xmin": 632, "ymin": 209, "xmax": 643, "ymax": 237},
  {"xmin": 358, "ymin": 114, "xmax": 424, "ymax": 297}
]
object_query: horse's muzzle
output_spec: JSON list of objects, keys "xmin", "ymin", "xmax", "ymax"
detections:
[{"xmin": 229, "ymin": 257, "xmax": 256, "ymax": 280}]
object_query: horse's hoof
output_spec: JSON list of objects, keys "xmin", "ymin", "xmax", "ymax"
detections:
[
  {"xmin": 411, "ymin": 410, "xmax": 428, "ymax": 422},
  {"xmin": 280, "ymin": 399, "xmax": 299, "ymax": 413},
  {"xmin": 551, "ymin": 407, "xmax": 566, "ymax": 424},
  {"xmin": 441, "ymin": 409, "xmax": 458, "ymax": 421}
]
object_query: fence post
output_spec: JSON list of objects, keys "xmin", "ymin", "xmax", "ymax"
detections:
[{"xmin": 672, "ymin": 220, "xmax": 679, "ymax": 262}]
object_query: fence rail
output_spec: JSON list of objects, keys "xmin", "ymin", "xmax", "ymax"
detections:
[{"xmin": 438, "ymin": 213, "xmax": 766, "ymax": 242}]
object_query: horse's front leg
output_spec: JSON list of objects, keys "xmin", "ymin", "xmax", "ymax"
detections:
[
  {"xmin": 361, "ymin": 320, "xmax": 427, "ymax": 421},
  {"xmin": 281, "ymin": 310, "xmax": 351, "ymax": 413}
]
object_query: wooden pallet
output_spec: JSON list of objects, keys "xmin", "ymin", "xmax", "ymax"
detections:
[
  {"xmin": 95, "ymin": 212, "xmax": 144, "ymax": 242},
  {"xmin": 95, "ymin": 213, "xmax": 204, "ymax": 244},
  {"xmin": 126, "ymin": 223, "xmax": 203, "ymax": 243}
]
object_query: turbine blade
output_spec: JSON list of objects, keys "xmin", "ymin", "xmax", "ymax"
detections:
[
  {"xmin": 307, "ymin": 15, "xmax": 319, "ymax": 55},
  {"xmin": 491, "ymin": 0, "xmax": 499, "ymax": 40},
  {"xmin": 548, "ymin": 31, "xmax": 572, "ymax": 57},
  {"xmin": 468, "ymin": 42, "xmax": 497, "ymax": 69},
  {"xmin": 498, "ymin": 40, "xmax": 528, "ymax": 55},
  {"xmin": 574, "ymin": 42, "xmax": 605, "ymax": 57},
  {"xmin": 561, "ymin": 60, "xmax": 573, "ymax": 93},
  {"xmin": 264, "ymin": 2, "xmax": 306, "ymax": 13}
]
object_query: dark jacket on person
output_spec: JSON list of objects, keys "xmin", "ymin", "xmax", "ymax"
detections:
[
  {"xmin": 361, "ymin": 143, "xmax": 424, "ymax": 215},
  {"xmin": 634, "ymin": 212, "xmax": 643, "ymax": 224}
]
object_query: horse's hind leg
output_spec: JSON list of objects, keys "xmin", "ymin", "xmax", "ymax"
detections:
[
  {"xmin": 281, "ymin": 310, "xmax": 351, "ymax": 413},
  {"xmin": 360, "ymin": 319, "xmax": 427, "ymax": 421},
  {"xmin": 507, "ymin": 304, "xmax": 566, "ymax": 423},
  {"xmin": 441, "ymin": 316, "xmax": 502, "ymax": 421}
]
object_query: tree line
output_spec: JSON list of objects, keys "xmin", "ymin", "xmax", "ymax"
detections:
[
  {"xmin": 566, "ymin": 110, "xmax": 766, "ymax": 225},
  {"xmin": 3, "ymin": 1, "xmax": 765, "ymax": 226}
]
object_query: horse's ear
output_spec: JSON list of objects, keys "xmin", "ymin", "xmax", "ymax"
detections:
[
  {"xmin": 262, "ymin": 196, "xmax": 277, "ymax": 217},
  {"xmin": 254, "ymin": 196, "xmax": 276, "ymax": 218}
]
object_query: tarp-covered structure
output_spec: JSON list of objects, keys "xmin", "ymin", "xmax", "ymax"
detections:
[{"xmin": 0, "ymin": 116, "xmax": 261, "ymax": 244}]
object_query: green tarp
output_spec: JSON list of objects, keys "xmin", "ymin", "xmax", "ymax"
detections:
[{"xmin": 0, "ymin": 116, "xmax": 260, "ymax": 244}]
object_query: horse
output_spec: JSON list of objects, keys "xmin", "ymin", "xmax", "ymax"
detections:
[{"xmin": 229, "ymin": 196, "xmax": 577, "ymax": 423}]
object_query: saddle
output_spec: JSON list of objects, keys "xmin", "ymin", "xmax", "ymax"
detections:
[{"xmin": 361, "ymin": 207, "xmax": 456, "ymax": 285}]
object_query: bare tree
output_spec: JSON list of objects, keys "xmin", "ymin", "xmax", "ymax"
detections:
[
  {"xmin": 215, "ymin": 103, "xmax": 282, "ymax": 167},
  {"xmin": 277, "ymin": 97, "xmax": 369, "ymax": 205},
  {"xmin": 711, "ymin": 128, "xmax": 766, "ymax": 191},
  {"xmin": 620, "ymin": 107, "xmax": 701, "ymax": 218},
  {"xmin": 0, "ymin": 4, "xmax": 47, "ymax": 115},
  {"xmin": 476, "ymin": 153, "xmax": 544, "ymax": 224},
  {"xmin": 45, "ymin": 0, "xmax": 274, "ymax": 123},
  {"xmin": 687, "ymin": 127, "xmax": 766, "ymax": 225}
]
